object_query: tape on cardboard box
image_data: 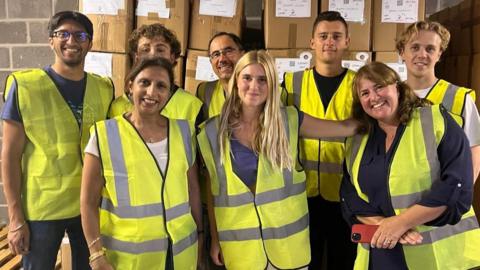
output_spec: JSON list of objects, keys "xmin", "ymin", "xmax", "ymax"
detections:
[{"xmin": 288, "ymin": 24, "xmax": 297, "ymax": 49}]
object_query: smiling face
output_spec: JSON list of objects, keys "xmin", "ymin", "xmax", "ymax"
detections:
[
  {"xmin": 400, "ymin": 30, "xmax": 443, "ymax": 80},
  {"xmin": 135, "ymin": 36, "xmax": 175, "ymax": 64},
  {"xmin": 310, "ymin": 20, "xmax": 350, "ymax": 65},
  {"xmin": 357, "ymin": 78, "xmax": 400, "ymax": 126},
  {"xmin": 49, "ymin": 19, "xmax": 92, "ymax": 67},
  {"xmin": 237, "ymin": 63, "xmax": 268, "ymax": 109},
  {"xmin": 209, "ymin": 35, "xmax": 243, "ymax": 81},
  {"xmin": 129, "ymin": 66, "xmax": 171, "ymax": 116}
]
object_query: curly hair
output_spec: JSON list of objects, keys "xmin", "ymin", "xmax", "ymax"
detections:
[
  {"xmin": 396, "ymin": 20, "xmax": 450, "ymax": 54},
  {"xmin": 128, "ymin": 23, "xmax": 181, "ymax": 63},
  {"xmin": 352, "ymin": 62, "xmax": 431, "ymax": 132}
]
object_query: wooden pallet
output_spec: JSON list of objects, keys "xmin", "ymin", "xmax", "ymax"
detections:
[{"xmin": 0, "ymin": 225, "xmax": 62, "ymax": 269}]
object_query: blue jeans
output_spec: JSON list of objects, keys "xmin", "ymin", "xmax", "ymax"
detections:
[{"xmin": 23, "ymin": 215, "xmax": 91, "ymax": 270}]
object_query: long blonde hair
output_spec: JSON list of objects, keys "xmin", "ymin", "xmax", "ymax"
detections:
[{"xmin": 218, "ymin": 50, "xmax": 293, "ymax": 170}]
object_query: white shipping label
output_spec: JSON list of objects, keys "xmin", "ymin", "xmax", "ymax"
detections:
[
  {"xmin": 275, "ymin": 58, "xmax": 311, "ymax": 83},
  {"xmin": 328, "ymin": 0, "xmax": 365, "ymax": 23},
  {"xmin": 386, "ymin": 63, "xmax": 407, "ymax": 81},
  {"xmin": 342, "ymin": 60, "xmax": 366, "ymax": 72},
  {"xmin": 82, "ymin": 0, "xmax": 124, "ymax": 15},
  {"xmin": 136, "ymin": 0, "xmax": 170, "ymax": 18},
  {"xmin": 381, "ymin": 0, "xmax": 418, "ymax": 23},
  {"xmin": 85, "ymin": 52, "xmax": 113, "ymax": 77},
  {"xmin": 276, "ymin": 0, "xmax": 311, "ymax": 18},
  {"xmin": 195, "ymin": 56, "xmax": 219, "ymax": 81},
  {"xmin": 199, "ymin": 0, "xmax": 237, "ymax": 18}
]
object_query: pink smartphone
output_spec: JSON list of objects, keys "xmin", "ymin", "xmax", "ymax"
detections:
[{"xmin": 351, "ymin": 224, "xmax": 379, "ymax": 243}]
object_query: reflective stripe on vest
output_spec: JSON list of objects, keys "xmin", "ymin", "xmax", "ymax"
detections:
[
  {"xmin": 13, "ymin": 69, "xmax": 113, "ymax": 220},
  {"xmin": 198, "ymin": 106, "xmax": 310, "ymax": 269},
  {"xmin": 199, "ymin": 80, "xmax": 224, "ymax": 120},
  {"xmin": 347, "ymin": 105, "xmax": 480, "ymax": 269},
  {"xmin": 286, "ymin": 69, "xmax": 355, "ymax": 200},
  {"xmin": 96, "ymin": 117, "xmax": 198, "ymax": 268}
]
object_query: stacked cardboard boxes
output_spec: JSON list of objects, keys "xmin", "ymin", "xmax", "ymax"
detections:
[
  {"xmin": 80, "ymin": 0, "xmax": 133, "ymax": 97},
  {"xmin": 184, "ymin": 0, "xmax": 244, "ymax": 94}
]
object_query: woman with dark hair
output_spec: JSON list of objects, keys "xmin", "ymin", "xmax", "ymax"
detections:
[
  {"xmin": 341, "ymin": 61, "xmax": 480, "ymax": 269},
  {"xmin": 80, "ymin": 57, "xmax": 202, "ymax": 270}
]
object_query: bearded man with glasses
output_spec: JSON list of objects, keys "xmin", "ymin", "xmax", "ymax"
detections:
[{"xmin": 1, "ymin": 11, "xmax": 114, "ymax": 269}]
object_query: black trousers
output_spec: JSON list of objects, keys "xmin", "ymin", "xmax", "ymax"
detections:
[{"xmin": 308, "ymin": 196, "xmax": 356, "ymax": 270}]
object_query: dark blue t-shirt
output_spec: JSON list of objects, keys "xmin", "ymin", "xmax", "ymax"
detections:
[
  {"xmin": 2, "ymin": 66, "xmax": 86, "ymax": 127},
  {"xmin": 230, "ymin": 111, "xmax": 304, "ymax": 187}
]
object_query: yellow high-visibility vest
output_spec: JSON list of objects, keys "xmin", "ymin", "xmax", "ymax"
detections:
[
  {"xmin": 197, "ymin": 106, "xmax": 310, "ymax": 270},
  {"xmin": 346, "ymin": 105, "xmax": 480, "ymax": 270},
  {"xmin": 196, "ymin": 80, "xmax": 225, "ymax": 120},
  {"xmin": 424, "ymin": 79, "xmax": 476, "ymax": 127},
  {"xmin": 283, "ymin": 68, "xmax": 355, "ymax": 201},
  {"xmin": 6, "ymin": 69, "xmax": 113, "ymax": 220},
  {"xmin": 95, "ymin": 116, "xmax": 198, "ymax": 270},
  {"xmin": 108, "ymin": 87, "xmax": 202, "ymax": 121}
]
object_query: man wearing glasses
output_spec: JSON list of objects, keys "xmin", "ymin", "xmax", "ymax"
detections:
[
  {"xmin": 196, "ymin": 32, "xmax": 244, "ymax": 122},
  {"xmin": 1, "ymin": 11, "xmax": 113, "ymax": 269}
]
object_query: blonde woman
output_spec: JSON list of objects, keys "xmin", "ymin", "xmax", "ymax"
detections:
[{"xmin": 197, "ymin": 50, "xmax": 358, "ymax": 270}]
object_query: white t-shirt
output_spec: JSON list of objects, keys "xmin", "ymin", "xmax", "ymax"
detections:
[
  {"xmin": 85, "ymin": 133, "xmax": 168, "ymax": 174},
  {"xmin": 415, "ymin": 87, "xmax": 480, "ymax": 147}
]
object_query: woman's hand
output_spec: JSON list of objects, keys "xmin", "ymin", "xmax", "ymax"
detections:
[
  {"xmin": 8, "ymin": 222, "xmax": 30, "ymax": 255},
  {"xmin": 399, "ymin": 229, "xmax": 423, "ymax": 245},
  {"xmin": 210, "ymin": 238, "xmax": 224, "ymax": 266},
  {"xmin": 90, "ymin": 255, "xmax": 114, "ymax": 270},
  {"xmin": 371, "ymin": 215, "xmax": 410, "ymax": 249}
]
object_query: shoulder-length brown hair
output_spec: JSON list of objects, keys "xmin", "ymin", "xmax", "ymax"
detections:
[{"xmin": 352, "ymin": 62, "xmax": 430, "ymax": 132}]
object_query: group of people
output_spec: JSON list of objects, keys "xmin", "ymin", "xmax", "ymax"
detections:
[{"xmin": 1, "ymin": 9, "xmax": 480, "ymax": 270}]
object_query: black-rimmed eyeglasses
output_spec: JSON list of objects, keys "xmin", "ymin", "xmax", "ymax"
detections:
[{"xmin": 51, "ymin": 31, "xmax": 91, "ymax": 43}]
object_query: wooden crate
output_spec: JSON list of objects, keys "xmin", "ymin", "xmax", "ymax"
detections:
[{"xmin": 0, "ymin": 225, "xmax": 62, "ymax": 269}]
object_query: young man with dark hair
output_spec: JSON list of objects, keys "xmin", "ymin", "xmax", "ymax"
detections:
[
  {"xmin": 282, "ymin": 11, "xmax": 356, "ymax": 269},
  {"xmin": 109, "ymin": 23, "xmax": 202, "ymax": 121},
  {"xmin": 196, "ymin": 32, "xmax": 244, "ymax": 121},
  {"xmin": 1, "ymin": 11, "xmax": 114, "ymax": 269}
]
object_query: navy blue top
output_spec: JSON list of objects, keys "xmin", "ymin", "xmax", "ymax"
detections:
[
  {"xmin": 340, "ymin": 108, "xmax": 473, "ymax": 269},
  {"xmin": 2, "ymin": 66, "xmax": 86, "ymax": 127},
  {"xmin": 230, "ymin": 111, "xmax": 304, "ymax": 187}
]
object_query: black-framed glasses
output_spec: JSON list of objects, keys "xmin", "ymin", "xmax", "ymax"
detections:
[
  {"xmin": 52, "ymin": 31, "xmax": 91, "ymax": 43},
  {"xmin": 209, "ymin": 47, "xmax": 237, "ymax": 61}
]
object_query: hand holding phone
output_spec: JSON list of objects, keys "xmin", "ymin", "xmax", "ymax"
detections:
[{"xmin": 351, "ymin": 224, "xmax": 379, "ymax": 243}]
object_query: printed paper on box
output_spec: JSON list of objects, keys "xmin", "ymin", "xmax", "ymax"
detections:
[
  {"xmin": 342, "ymin": 60, "xmax": 366, "ymax": 72},
  {"xmin": 136, "ymin": 0, "xmax": 170, "ymax": 18},
  {"xmin": 386, "ymin": 63, "xmax": 407, "ymax": 81},
  {"xmin": 276, "ymin": 0, "xmax": 311, "ymax": 18},
  {"xmin": 195, "ymin": 56, "xmax": 219, "ymax": 81},
  {"xmin": 199, "ymin": 0, "xmax": 237, "ymax": 18},
  {"xmin": 82, "ymin": 0, "xmax": 124, "ymax": 15},
  {"xmin": 85, "ymin": 52, "xmax": 113, "ymax": 77},
  {"xmin": 328, "ymin": 0, "xmax": 365, "ymax": 23},
  {"xmin": 275, "ymin": 58, "xmax": 311, "ymax": 83},
  {"xmin": 381, "ymin": 0, "xmax": 418, "ymax": 23}
]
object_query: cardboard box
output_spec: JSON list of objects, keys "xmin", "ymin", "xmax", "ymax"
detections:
[
  {"xmin": 264, "ymin": 0, "xmax": 317, "ymax": 49},
  {"xmin": 456, "ymin": 55, "xmax": 471, "ymax": 87},
  {"xmin": 472, "ymin": 1, "xmax": 480, "ymax": 53},
  {"xmin": 444, "ymin": 56, "xmax": 457, "ymax": 83},
  {"xmin": 80, "ymin": 0, "xmax": 134, "ymax": 53},
  {"xmin": 184, "ymin": 49, "xmax": 213, "ymax": 94},
  {"xmin": 135, "ymin": 0, "xmax": 189, "ymax": 55},
  {"xmin": 342, "ymin": 51, "xmax": 372, "ymax": 71},
  {"xmin": 174, "ymin": 56, "xmax": 185, "ymax": 88},
  {"xmin": 321, "ymin": 0, "xmax": 372, "ymax": 51},
  {"xmin": 470, "ymin": 54, "xmax": 480, "ymax": 102},
  {"xmin": 84, "ymin": 52, "xmax": 131, "ymax": 97},
  {"xmin": 374, "ymin": 51, "xmax": 407, "ymax": 81},
  {"xmin": 266, "ymin": 49, "xmax": 314, "ymax": 82},
  {"xmin": 188, "ymin": 0, "xmax": 244, "ymax": 51},
  {"xmin": 372, "ymin": 0, "xmax": 425, "ymax": 52}
]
